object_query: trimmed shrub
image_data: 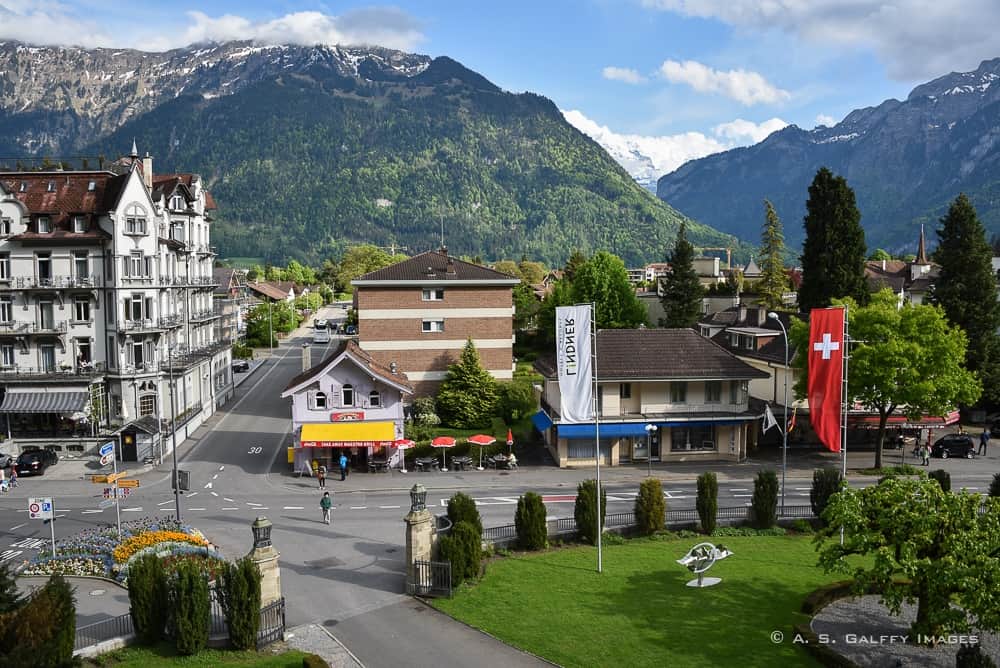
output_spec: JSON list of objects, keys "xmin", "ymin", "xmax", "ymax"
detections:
[
  {"xmin": 634, "ymin": 478, "xmax": 666, "ymax": 535},
  {"xmin": 751, "ymin": 470, "xmax": 779, "ymax": 529},
  {"xmin": 169, "ymin": 559, "xmax": 210, "ymax": 655},
  {"xmin": 696, "ymin": 472, "xmax": 718, "ymax": 534},
  {"xmin": 515, "ymin": 492, "xmax": 547, "ymax": 550},
  {"xmin": 929, "ymin": 469, "xmax": 951, "ymax": 493},
  {"xmin": 218, "ymin": 557, "xmax": 261, "ymax": 651},
  {"xmin": 574, "ymin": 479, "xmax": 607, "ymax": 546},
  {"xmin": 790, "ymin": 519, "xmax": 813, "ymax": 534},
  {"xmin": 991, "ymin": 472, "xmax": 1000, "ymax": 497},
  {"xmin": 447, "ymin": 492, "xmax": 483, "ymax": 538},
  {"xmin": 438, "ymin": 521, "xmax": 481, "ymax": 586},
  {"xmin": 127, "ymin": 553, "xmax": 168, "ymax": 645},
  {"xmin": 957, "ymin": 643, "xmax": 997, "ymax": 668},
  {"xmin": 302, "ymin": 654, "xmax": 332, "ymax": 668},
  {"xmin": 810, "ymin": 467, "xmax": 844, "ymax": 522}
]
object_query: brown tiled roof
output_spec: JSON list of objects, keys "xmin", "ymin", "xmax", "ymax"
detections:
[
  {"xmin": 534, "ymin": 328, "xmax": 769, "ymax": 380},
  {"xmin": 0, "ymin": 171, "xmax": 129, "ymax": 217},
  {"xmin": 354, "ymin": 250, "xmax": 519, "ymax": 283},
  {"xmin": 283, "ymin": 340, "xmax": 413, "ymax": 394},
  {"xmin": 247, "ymin": 281, "xmax": 290, "ymax": 301}
]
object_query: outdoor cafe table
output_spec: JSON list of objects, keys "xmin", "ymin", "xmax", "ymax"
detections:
[
  {"xmin": 491, "ymin": 454, "xmax": 508, "ymax": 469},
  {"xmin": 414, "ymin": 457, "xmax": 437, "ymax": 473},
  {"xmin": 451, "ymin": 456, "xmax": 473, "ymax": 471},
  {"xmin": 368, "ymin": 458, "xmax": 389, "ymax": 473}
]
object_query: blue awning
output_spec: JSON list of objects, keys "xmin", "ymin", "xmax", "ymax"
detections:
[
  {"xmin": 557, "ymin": 419, "xmax": 749, "ymax": 440},
  {"xmin": 531, "ymin": 410, "xmax": 554, "ymax": 432}
]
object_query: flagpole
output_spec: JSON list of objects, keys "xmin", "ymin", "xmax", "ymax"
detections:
[
  {"xmin": 591, "ymin": 301, "xmax": 602, "ymax": 574},
  {"xmin": 840, "ymin": 305, "xmax": 849, "ymax": 546}
]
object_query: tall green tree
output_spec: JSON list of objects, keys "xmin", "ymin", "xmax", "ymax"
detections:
[
  {"xmin": 818, "ymin": 478, "xmax": 1000, "ymax": 641},
  {"xmin": 536, "ymin": 279, "xmax": 574, "ymax": 347},
  {"xmin": 436, "ymin": 339, "xmax": 498, "ymax": 428},
  {"xmin": 571, "ymin": 251, "xmax": 647, "ymax": 329},
  {"xmin": 791, "ymin": 290, "xmax": 981, "ymax": 469},
  {"xmin": 930, "ymin": 193, "xmax": 1000, "ymax": 401},
  {"xmin": 337, "ymin": 245, "xmax": 403, "ymax": 293},
  {"xmin": 798, "ymin": 167, "xmax": 868, "ymax": 311},
  {"xmin": 659, "ymin": 222, "xmax": 704, "ymax": 327},
  {"xmin": 563, "ymin": 249, "xmax": 588, "ymax": 282},
  {"xmin": 758, "ymin": 200, "xmax": 789, "ymax": 310},
  {"xmin": 512, "ymin": 281, "xmax": 540, "ymax": 332}
]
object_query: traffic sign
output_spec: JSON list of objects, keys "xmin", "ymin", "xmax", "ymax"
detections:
[
  {"xmin": 98, "ymin": 499, "xmax": 115, "ymax": 509},
  {"xmin": 90, "ymin": 475, "xmax": 107, "ymax": 483},
  {"xmin": 28, "ymin": 497, "xmax": 53, "ymax": 520},
  {"xmin": 99, "ymin": 453, "xmax": 114, "ymax": 467},
  {"xmin": 105, "ymin": 471, "xmax": 127, "ymax": 484},
  {"xmin": 117, "ymin": 479, "xmax": 139, "ymax": 488},
  {"xmin": 102, "ymin": 488, "xmax": 130, "ymax": 498},
  {"xmin": 99, "ymin": 442, "xmax": 114, "ymax": 457}
]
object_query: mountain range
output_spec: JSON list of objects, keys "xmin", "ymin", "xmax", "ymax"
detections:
[
  {"xmin": 655, "ymin": 58, "xmax": 1000, "ymax": 254},
  {"xmin": 0, "ymin": 40, "xmax": 742, "ymax": 267}
]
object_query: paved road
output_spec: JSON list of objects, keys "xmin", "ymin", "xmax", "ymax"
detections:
[{"xmin": 2, "ymin": 307, "xmax": 999, "ymax": 666}]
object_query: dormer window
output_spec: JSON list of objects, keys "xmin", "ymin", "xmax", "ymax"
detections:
[
  {"xmin": 369, "ymin": 390, "xmax": 381, "ymax": 408},
  {"xmin": 46, "ymin": 181, "xmax": 55, "ymax": 192},
  {"xmin": 170, "ymin": 195, "xmax": 185, "ymax": 211},
  {"xmin": 87, "ymin": 181, "xmax": 96, "ymax": 192},
  {"xmin": 342, "ymin": 384, "xmax": 355, "ymax": 407},
  {"xmin": 0, "ymin": 218, "xmax": 10, "ymax": 236},
  {"xmin": 72, "ymin": 216, "xmax": 87, "ymax": 233},
  {"xmin": 124, "ymin": 204, "xmax": 147, "ymax": 235},
  {"xmin": 18, "ymin": 182, "xmax": 26, "ymax": 192},
  {"xmin": 37, "ymin": 216, "xmax": 51, "ymax": 233}
]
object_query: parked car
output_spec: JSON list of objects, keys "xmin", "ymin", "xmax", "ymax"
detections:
[
  {"xmin": 341, "ymin": 303, "xmax": 349, "ymax": 310},
  {"xmin": 232, "ymin": 359, "xmax": 251, "ymax": 373},
  {"xmin": 16, "ymin": 448, "xmax": 58, "ymax": 476},
  {"xmin": 345, "ymin": 325, "xmax": 357, "ymax": 335},
  {"xmin": 0, "ymin": 454, "xmax": 13, "ymax": 469},
  {"xmin": 314, "ymin": 318, "xmax": 327, "ymax": 329},
  {"xmin": 329, "ymin": 322, "xmax": 339, "ymax": 333},
  {"xmin": 931, "ymin": 433, "xmax": 975, "ymax": 459}
]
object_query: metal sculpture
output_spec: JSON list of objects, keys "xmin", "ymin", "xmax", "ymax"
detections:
[{"xmin": 676, "ymin": 542, "xmax": 733, "ymax": 587}]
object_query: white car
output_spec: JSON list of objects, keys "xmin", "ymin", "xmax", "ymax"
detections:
[{"xmin": 314, "ymin": 318, "xmax": 327, "ymax": 329}]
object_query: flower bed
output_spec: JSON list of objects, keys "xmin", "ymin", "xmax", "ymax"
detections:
[
  {"xmin": 112, "ymin": 530, "xmax": 207, "ymax": 564},
  {"xmin": 20, "ymin": 516, "xmax": 205, "ymax": 579}
]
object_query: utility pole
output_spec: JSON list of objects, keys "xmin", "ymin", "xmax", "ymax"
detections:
[{"xmin": 169, "ymin": 348, "xmax": 181, "ymax": 522}]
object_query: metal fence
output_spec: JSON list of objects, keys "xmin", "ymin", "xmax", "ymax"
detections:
[
  {"xmin": 257, "ymin": 597, "xmax": 286, "ymax": 649},
  {"xmin": 74, "ymin": 612, "xmax": 134, "ymax": 651},
  {"xmin": 410, "ymin": 560, "xmax": 452, "ymax": 598},
  {"xmin": 476, "ymin": 505, "xmax": 817, "ymax": 549}
]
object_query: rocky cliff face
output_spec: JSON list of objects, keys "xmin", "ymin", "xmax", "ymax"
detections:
[
  {"xmin": 0, "ymin": 40, "xmax": 429, "ymax": 153},
  {"xmin": 657, "ymin": 58, "xmax": 1000, "ymax": 252}
]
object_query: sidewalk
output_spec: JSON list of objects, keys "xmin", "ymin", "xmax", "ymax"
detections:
[{"xmin": 17, "ymin": 576, "xmax": 130, "ymax": 627}]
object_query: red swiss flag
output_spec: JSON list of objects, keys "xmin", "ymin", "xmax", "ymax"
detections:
[{"xmin": 808, "ymin": 307, "xmax": 845, "ymax": 453}]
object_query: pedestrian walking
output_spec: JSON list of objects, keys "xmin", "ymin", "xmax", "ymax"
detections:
[
  {"xmin": 317, "ymin": 465, "xmax": 327, "ymax": 489},
  {"xmin": 920, "ymin": 443, "xmax": 931, "ymax": 466},
  {"xmin": 980, "ymin": 429, "xmax": 990, "ymax": 456},
  {"xmin": 339, "ymin": 452, "xmax": 349, "ymax": 481},
  {"xmin": 9, "ymin": 468, "xmax": 16, "ymax": 488},
  {"xmin": 320, "ymin": 491, "xmax": 333, "ymax": 524}
]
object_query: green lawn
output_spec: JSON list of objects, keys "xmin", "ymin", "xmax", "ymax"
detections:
[
  {"xmin": 84, "ymin": 644, "xmax": 308, "ymax": 667},
  {"xmin": 434, "ymin": 535, "xmax": 840, "ymax": 667}
]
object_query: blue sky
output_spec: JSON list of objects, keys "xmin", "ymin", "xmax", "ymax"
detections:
[{"xmin": 3, "ymin": 1, "xmax": 999, "ymax": 179}]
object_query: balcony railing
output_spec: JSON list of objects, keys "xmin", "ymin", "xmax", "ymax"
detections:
[
  {"xmin": 119, "ymin": 319, "xmax": 163, "ymax": 333},
  {"xmin": 189, "ymin": 310, "xmax": 220, "ymax": 322},
  {"xmin": 0, "ymin": 361, "xmax": 106, "ymax": 380},
  {"xmin": 0, "ymin": 275, "xmax": 103, "ymax": 289},
  {"xmin": 26, "ymin": 321, "xmax": 68, "ymax": 334},
  {"xmin": 158, "ymin": 314, "xmax": 184, "ymax": 329},
  {"xmin": 120, "ymin": 362, "xmax": 159, "ymax": 375}
]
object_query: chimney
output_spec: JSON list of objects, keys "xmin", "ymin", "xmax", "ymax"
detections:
[
  {"xmin": 142, "ymin": 152, "xmax": 153, "ymax": 190},
  {"xmin": 757, "ymin": 306, "xmax": 767, "ymax": 326},
  {"xmin": 446, "ymin": 257, "xmax": 456, "ymax": 275},
  {"xmin": 302, "ymin": 343, "xmax": 311, "ymax": 373}
]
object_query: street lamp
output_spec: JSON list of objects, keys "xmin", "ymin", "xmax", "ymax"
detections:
[
  {"xmin": 168, "ymin": 347, "xmax": 181, "ymax": 522},
  {"xmin": 409, "ymin": 483, "xmax": 427, "ymax": 512},
  {"xmin": 267, "ymin": 298, "xmax": 273, "ymax": 351},
  {"xmin": 767, "ymin": 312, "xmax": 789, "ymax": 515},
  {"xmin": 645, "ymin": 424, "xmax": 656, "ymax": 477}
]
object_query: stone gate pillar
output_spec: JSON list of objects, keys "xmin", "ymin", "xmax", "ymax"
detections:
[
  {"xmin": 248, "ymin": 516, "xmax": 282, "ymax": 606},
  {"xmin": 404, "ymin": 484, "xmax": 433, "ymax": 594}
]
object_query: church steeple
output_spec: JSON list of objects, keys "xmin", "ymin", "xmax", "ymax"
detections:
[
  {"xmin": 130, "ymin": 138, "xmax": 139, "ymax": 159},
  {"xmin": 916, "ymin": 224, "xmax": 929, "ymax": 264}
]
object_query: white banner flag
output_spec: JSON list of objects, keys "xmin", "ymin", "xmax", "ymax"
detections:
[
  {"xmin": 762, "ymin": 403, "xmax": 778, "ymax": 433},
  {"xmin": 556, "ymin": 305, "xmax": 593, "ymax": 424}
]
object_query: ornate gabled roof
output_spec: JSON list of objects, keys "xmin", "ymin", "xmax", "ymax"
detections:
[{"xmin": 282, "ymin": 340, "xmax": 413, "ymax": 396}]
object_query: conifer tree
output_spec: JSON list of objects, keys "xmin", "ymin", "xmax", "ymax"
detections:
[
  {"xmin": 436, "ymin": 339, "xmax": 498, "ymax": 428},
  {"xmin": 659, "ymin": 222, "xmax": 705, "ymax": 328},
  {"xmin": 931, "ymin": 193, "xmax": 1000, "ymax": 400},
  {"xmin": 563, "ymin": 249, "xmax": 587, "ymax": 283},
  {"xmin": 798, "ymin": 168, "xmax": 868, "ymax": 311},
  {"xmin": 758, "ymin": 200, "xmax": 789, "ymax": 310}
]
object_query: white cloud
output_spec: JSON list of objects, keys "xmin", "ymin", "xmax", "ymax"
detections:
[
  {"xmin": 658, "ymin": 59, "xmax": 790, "ymax": 105},
  {"xmin": 0, "ymin": 3, "xmax": 425, "ymax": 51},
  {"xmin": 602, "ymin": 66, "xmax": 646, "ymax": 84},
  {"xmin": 641, "ymin": 0, "xmax": 1000, "ymax": 81},
  {"xmin": 563, "ymin": 109, "xmax": 787, "ymax": 184},
  {"xmin": 713, "ymin": 117, "xmax": 789, "ymax": 143},
  {"xmin": 815, "ymin": 114, "xmax": 837, "ymax": 127}
]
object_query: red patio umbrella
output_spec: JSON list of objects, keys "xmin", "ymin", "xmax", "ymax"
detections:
[
  {"xmin": 394, "ymin": 438, "xmax": 415, "ymax": 473},
  {"xmin": 431, "ymin": 436, "xmax": 456, "ymax": 471},
  {"xmin": 467, "ymin": 434, "xmax": 496, "ymax": 470},
  {"xmin": 506, "ymin": 427, "xmax": 514, "ymax": 453}
]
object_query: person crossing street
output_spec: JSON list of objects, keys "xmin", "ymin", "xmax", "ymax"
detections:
[
  {"xmin": 980, "ymin": 428, "xmax": 990, "ymax": 456},
  {"xmin": 320, "ymin": 491, "xmax": 333, "ymax": 524}
]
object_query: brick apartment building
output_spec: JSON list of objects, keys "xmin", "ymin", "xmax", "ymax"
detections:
[{"xmin": 351, "ymin": 249, "xmax": 519, "ymax": 395}]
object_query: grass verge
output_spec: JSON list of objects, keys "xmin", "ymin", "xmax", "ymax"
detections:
[
  {"xmin": 83, "ymin": 643, "xmax": 308, "ymax": 667},
  {"xmin": 433, "ymin": 534, "xmax": 854, "ymax": 667}
]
